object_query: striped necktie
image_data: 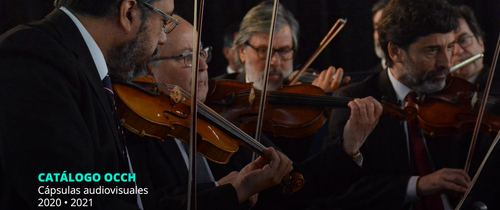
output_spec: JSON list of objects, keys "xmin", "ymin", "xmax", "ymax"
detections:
[{"xmin": 102, "ymin": 75, "xmax": 144, "ymax": 210}]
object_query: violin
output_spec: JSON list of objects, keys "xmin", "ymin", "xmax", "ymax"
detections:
[
  {"xmin": 113, "ymin": 80, "xmax": 304, "ymax": 194},
  {"xmin": 405, "ymin": 76, "xmax": 500, "ymax": 138},
  {"xmin": 205, "ymin": 79, "xmax": 414, "ymax": 137},
  {"xmin": 205, "ymin": 79, "xmax": 329, "ymax": 138}
]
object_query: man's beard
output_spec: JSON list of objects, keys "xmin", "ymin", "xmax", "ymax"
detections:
[
  {"xmin": 248, "ymin": 66, "xmax": 285, "ymax": 91},
  {"xmin": 400, "ymin": 56, "xmax": 447, "ymax": 94},
  {"xmin": 107, "ymin": 23, "xmax": 159, "ymax": 82}
]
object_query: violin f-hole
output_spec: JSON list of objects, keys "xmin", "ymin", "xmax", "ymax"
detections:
[{"xmin": 164, "ymin": 110, "xmax": 188, "ymax": 119}]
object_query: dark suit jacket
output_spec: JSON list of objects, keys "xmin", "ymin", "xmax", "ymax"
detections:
[
  {"xmin": 327, "ymin": 69, "xmax": 415, "ymax": 209},
  {"xmin": 126, "ymin": 135, "xmax": 243, "ymax": 210},
  {"xmin": 474, "ymin": 64, "xmax": 500, "ymax": 96},
  {"xmin": 327, "ymin": 69, "xmax": 498, "ymax": 209},
  {"xmin": 0, "ymin": 9, "xmax": 139, "ymax": 209}
]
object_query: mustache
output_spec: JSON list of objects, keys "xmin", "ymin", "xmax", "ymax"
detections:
[
  {"xmin": 427, "ymin": 68, "xmax": 448, "ymax": 79},
  {"xmin": 262, "ymin": 67, "xmax": 284, "ymax": 77}
]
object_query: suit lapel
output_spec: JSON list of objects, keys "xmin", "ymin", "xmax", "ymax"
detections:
[
  {"xmin": 377, "ymin": 70, "xmax": 411, "ymax": 172},
  {"xmin": 44, "ymin": 9, "xmax": 125, "ymax": 158}
]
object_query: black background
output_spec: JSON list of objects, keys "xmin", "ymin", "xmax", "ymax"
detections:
[{"xmin": 1, "ymin": 0, "xmax": 499, "ymax": 78}]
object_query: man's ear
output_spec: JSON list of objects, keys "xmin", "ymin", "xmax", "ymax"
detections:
[
  {"xmin": 238, "ymin": 46, "xmax": 246, "ymax": 63},
  {"xmin": 223, "ymin": 47, "xmax": 231, "ymax": 60},
  {"xmin": 119, "ymin": 0, "xmax": 141, "ymax": 34},
  {"xmin": 477, "ymin": 36, "xmax": 485, "ymax": 52},
  {"xmin": 388, "ymin": 42, "xmax": 402, "ymax": 64}
]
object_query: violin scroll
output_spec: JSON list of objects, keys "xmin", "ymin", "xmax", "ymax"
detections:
[{"xmin": 280, "ymin": 172, "xmax": 305, "ymax": 195}]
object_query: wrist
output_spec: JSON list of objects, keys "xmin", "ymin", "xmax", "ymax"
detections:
[
  {"xmin": 231, "ymin": 182, "xmax": 248, "ymax": 204},
  {"xmin": 341, "ymin": 139, "xmax": 359, "ymax": 156},
  {"xmin": 350, "ymin": 150, "xmax": 361, "ymax": 159}
]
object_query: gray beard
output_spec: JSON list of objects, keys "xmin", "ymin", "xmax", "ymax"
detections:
[{"xmin": 400, "ymin": 56, "xmax": 446, "ymax": 94}]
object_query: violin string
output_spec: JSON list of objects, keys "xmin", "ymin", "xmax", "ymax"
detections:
[
  {"xmin": 198, "ymin": 105, "xmax": 266, "ymax": 151},
  {"xmin": 156, "ymin": 84, "xmax": 266, "ymax": 152}
]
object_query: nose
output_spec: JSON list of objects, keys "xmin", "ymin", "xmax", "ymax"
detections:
[
  {"xmin": 270, "ymin": 50, "xmax": 281, "ymax": 67},
  {"xmin": 198, "ymin": 56, "xmax": 208, "ymax": 72},
  {"xmin": 453, "ymin": 42, "xmax": 464, "ymax": 55},
  {"xmin": 437, "ymin": 50, "xmax": 452, "ymax": 70},
  {"xmin": 158, "ymin": 31, "xmax": 167, "ymax": 45}
]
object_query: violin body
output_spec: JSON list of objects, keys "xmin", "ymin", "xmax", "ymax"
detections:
[
  {"xmin": 114, "ymin": 80, "xmax": 305, "ymax": 193},
  {"xmin": 205, "ymin": 79, "xmax": 328, "ymax": 138},
  {"xmin": 114, "ymin": 81, "xmax": 239, "ymax": 164},
  {"xmin": 414, "ymin": 76, "xmax": 500, "ymax": 137}
]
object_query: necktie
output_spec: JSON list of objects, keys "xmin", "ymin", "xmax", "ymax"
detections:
[
  {"xmin": 183, "ymin": 143, "xmax": 215, "ymax": 183},
  {"xmin": 102, "ymin": 75, "xmax": 126, "ymax": 150},
  {"xmin": 102, "ymin": 75, "xmax": 144, "ymax": 210},
  {"xmin": 406, "ymin": 92, "xmax": 444, "ymax": 210}
]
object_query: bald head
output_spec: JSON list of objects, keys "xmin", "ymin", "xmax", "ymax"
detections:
[{"xmin": 149, "ymin": 15, "xmax": 210, "ymax": 102}]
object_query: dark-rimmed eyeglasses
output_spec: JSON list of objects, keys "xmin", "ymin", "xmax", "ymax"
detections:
[
  {"xmin": 457, "ymin": 35, "xmax": 474, "ymax": 48},
  {"xmin": 153, "ymin": 46, "xmax": 213, "ymax": 67},
  {"xmin": 137, "ymin": 0, "xmax": 179, "ymax": 34},
  {"xmin": 245, "ymin": 42, "xmax": 294, "ymax": 60}
]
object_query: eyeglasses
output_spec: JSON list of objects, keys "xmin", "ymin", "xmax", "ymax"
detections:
[
  {"xmin": 137, "ymin": 0, "xmax": 179, "ymax": 34},
  {"xmin": 245, "ymin": 42, "xmax": 294, "ymax": 60},
  {"xmin": 457, "ymin": 35, "xmax": 474, "ymax": 48},
  {"xmin": 153, "ymin": 46, "xmax": 213, "ymax": 67}
]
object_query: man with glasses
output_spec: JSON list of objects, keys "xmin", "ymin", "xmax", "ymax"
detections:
[
  {"xmin": 224, "ymin": 1, "xmax": 348, "ymax": 93},
  {"xmin": 451, "ymin": 5, "xmax": 500, "ymax": 96},
  {"xmin": 0, "ymin": 0, "xmax": 176, "ymax": 209},
  {"xmin": 126, "ymin": 15, "xmax": 294, "ymax": 210}
]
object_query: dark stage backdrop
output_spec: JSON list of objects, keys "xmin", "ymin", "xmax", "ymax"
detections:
[{"xmin": 1, "ymin": 0, "xmax": 499, "ymax": 78}]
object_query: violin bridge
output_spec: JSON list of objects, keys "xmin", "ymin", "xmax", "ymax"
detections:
[
  {"xmin": 170, "ymin": 86, "xmax": 183, "ymax": 105},
  {"xmin": 471, "ymin": 91, "xmax": 478, "ymax": 109},
  {"xmin": 249, "ymin": 88, "xmax": 256, "ymax": 105}
]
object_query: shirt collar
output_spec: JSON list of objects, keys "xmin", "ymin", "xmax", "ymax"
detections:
[
  {"xmin": 388, "ymin": 68, "xmax": 412, "ymax": 106},
  {"xmin": 60, "ymin": 7, "xmax": 108, "ymax": 80},
  {"xmin": 381, "ymin": 58, "xmax": 387, "ymax": 70},
  {"xmin": 227, "ymin": 66, "xmax": 236, "ymax": 74}
]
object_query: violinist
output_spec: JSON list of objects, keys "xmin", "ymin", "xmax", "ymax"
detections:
[
  {"xmin": 217, "ymin": 1, "xmax": 348, "ymax": 93},
  {"xmin": 451, "ymin": 5, "xmax": 500, "ymax": 96},
  {"xmin": 214, "ymin": 1, "xmax": 348, "ymax": 162},
  {"xmin": 127, "ymin": 14, "xmax": 384, "ymax": 210},
  {"xmin": 369, "ymin": 0, "xmax": 389, "ymax": 73},
  {"xmin": 126, "ymin": 15, "xmax": 293, "ymax": 210},
  {"xmin": 327, "ymin": 0, "xmax": 473, "ymax": 209},
  {"xmin": 0, "ymin": 0, "xmax": 174, "ymax": 209},
  {"xmin": 222, "ymin": 23, "xmax": 243, "ymax": 74}
]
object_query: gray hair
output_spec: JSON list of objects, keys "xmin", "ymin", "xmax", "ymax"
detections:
[{"xmin": 233, "ymin": 1, "xmax": 299, "ymax": 66}]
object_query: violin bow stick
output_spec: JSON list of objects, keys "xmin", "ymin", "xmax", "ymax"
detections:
[
  {"xmin": 253, "ymin": 0, "xmax": 279, "ymax": 161},
  {"xmin": 455, "ymin": 130, "xmax": 500, "ymax": 210},
  {"xmin": 463, "ymin": 34, "xmax": 500, "ymax": 175},
  {"xmin": 288, "ymin": 18, "xmax": 347, "ymax": 85},
  {"xmin": 454, "ymin": 34, "xmax": 500, "ymax": 210},
  {"xmin": 188, "ymin": 0, "xmax": 205, "ymax": 209}
]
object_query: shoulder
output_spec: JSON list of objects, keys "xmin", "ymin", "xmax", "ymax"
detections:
[{"xmin": 334, "ymin": 71, "xmax": 383, "ymax": 98}]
